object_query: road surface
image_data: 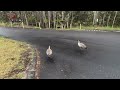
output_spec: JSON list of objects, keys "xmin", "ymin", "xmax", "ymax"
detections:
[{"xmin": 0, "ymin": 27, "xmax": 120, "ymax": 79}]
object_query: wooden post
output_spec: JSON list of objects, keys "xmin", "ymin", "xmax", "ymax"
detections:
[
  {"xmin": 22, "ymin": 22, "xmax": 24, "ymax": 29},
  {"xmin": 56, "ymin": 25, "xmax": 57, "ymax": 30},
  {"xmin": 70, "ymin": 24, "xmax": 72, "ymax": 29},
  {"xmin": 80, "ymin": 24, "xmax": 81, "ymax": 29},
  {"xmin": 67, "ymin": 22, "xmax": 68, "ymax": 29},
  {"xmin": 10, "ymin": 21, "xmax": 12, "ymax": 27}
]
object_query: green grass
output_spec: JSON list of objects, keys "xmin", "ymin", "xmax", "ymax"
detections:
[
  {"xmin": 0, "ymin": 36, "xmax": 34, "ymax": 79},
  {"xmin": 0, "ymin": 22, "xmax": 120, "ymax": 31},
  {"xmin": 0, "ymin": 22, "xmax": 41, "ymax": 29},
  {"xmin": 81, "ymin": 26, "xmax": 120, "ymax": 31},
  {"xmin": 63, "ymin": 26, "xmax": 120, "ymax": 31}
]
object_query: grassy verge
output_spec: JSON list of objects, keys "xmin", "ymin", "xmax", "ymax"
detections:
[
  {"xmin": 1, "ymin": 22, "xmax": 120, "ymax": 31},
  {"xmin": 58, "ymin": 26, "xmax": 120, "ymax": 31},
  {"xmin": 0, "ymin": 22, "xmax": 41, "ymax": 30},
  {"xmin": 80, "ymin": 26, "xmax": 120, "ymax": 31},
  {"xmin": 0, "ymin": 36, "xmax": 35, "ymax": 79}
]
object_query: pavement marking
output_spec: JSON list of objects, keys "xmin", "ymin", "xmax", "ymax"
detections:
[
  {"xmin": 115, "ymin": 31, "xmax": 120, "ymax": 32},
  {"xmin": 80, "ymin": 30, "xmax": 120, "ymax": 33}
]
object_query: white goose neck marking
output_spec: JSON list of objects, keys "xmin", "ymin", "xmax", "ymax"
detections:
[{"xmin": 48, "ymin": 46, "xmax": 50, "ymax": 49}]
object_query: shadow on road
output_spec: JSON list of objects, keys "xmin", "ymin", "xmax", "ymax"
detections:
[{"xmin": 45, "ymin": 56, "xmax": 55, "ymax": 63}]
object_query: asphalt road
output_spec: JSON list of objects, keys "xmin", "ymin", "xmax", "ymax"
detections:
[{"xmin": 0, "ymin": 27, "xmax": 120, "ymax": 79}]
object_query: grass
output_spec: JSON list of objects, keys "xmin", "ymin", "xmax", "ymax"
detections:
[
  {"xmin": 0, "ymin": 22, "xmax": 42, "ymax": 29},
  {"xmin": 0, "ymin": 36, "xmax": 34, "ymax": 79},
  {"xmin": 0, "ymin": 22, "xmax": 120, "ymax": 31},
  {"xmin": 80, "ymin": 26, "xmax": 120, "ymax": 31},
  {"xmin": 62, "ymin": 26, "xmax": 120, "ymax": 31}
]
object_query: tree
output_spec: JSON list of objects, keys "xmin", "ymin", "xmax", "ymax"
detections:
[
  {"xmin": 93, "ymin": 11, "xmax": 99, "ymax": 27},
  {"xmin": 48, "ymin": 11, "xmax": 51, "ymax": 28},
  {"xmin": 107, "ymin": 11, "xmax": 111, "ymax": 27},
  {"xmin": 112, "ymin": 11, "xmax": 118, "ymax": 28},
  {"xmin": 53, "ymin": 11, "xmax": 56, "ymax": 28},
  {"xmin": 1, "ymin": 11, "xmax": 120, "ymax": 28},
  {"xmin": 24, "ymin": 11, "xmax": 28, "ymax": 26}
]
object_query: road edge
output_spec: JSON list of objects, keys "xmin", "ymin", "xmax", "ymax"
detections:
[{"xmin": 22, "ymin": 46, "xmax": 41, "ymax": 79}]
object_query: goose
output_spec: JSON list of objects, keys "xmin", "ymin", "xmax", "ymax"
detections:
[
  {"xmin": 78, "ymin": 40, "xmax": 87, "ymax": 50},
  {"xmin": 46, "ymin": 46, "xmax": 52, "ymax": 57}
]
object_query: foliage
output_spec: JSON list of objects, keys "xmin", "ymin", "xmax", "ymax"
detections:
[{"xmin": 0, "ymin": 11, "xmax": 120, "ymax": 28}]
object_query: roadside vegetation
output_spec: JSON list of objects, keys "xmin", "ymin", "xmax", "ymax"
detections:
[
  {"xmin": 0, "ymin": 36, "xmax": 34, "ymax": 79},
  {"xmin": 0, "ymin": 11, "xmax": 120, "ymax": 30},
  {"xmin": 0, "ymin": 22, "xmax": 120, "ymax": 31},
  {"xmin": 0, "ymin": 11, "xmax": 120, "ymax": 31}
]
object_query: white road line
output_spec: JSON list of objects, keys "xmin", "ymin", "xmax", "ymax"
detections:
[
  {"xmin": 115, "ymin": 31, "xmax": 120, "ymax": 32},
  {"xmin": 102, "ymin": 31, "xmax": 107, "ymax": 32},
  {"xmin": 81, "ymin": 30, "xmax": 120, "ymax": 32}
]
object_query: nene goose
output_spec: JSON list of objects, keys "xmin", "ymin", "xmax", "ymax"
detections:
[
  {"xmin": 78, "ymin": 40, "xmax": 87, "ymax": 50},
  {"xmin": 46, "ymin": 46, "xmax": 52, "ymax": 57}
]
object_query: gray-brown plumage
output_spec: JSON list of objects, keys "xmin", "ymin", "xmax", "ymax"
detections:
[
  {"xmin": 78, "ymin": 40, "xmax": 87, "ymax": 50},
  {"xmin": 46, "ymin": 46, "xmax": 52, "ymax": 57}
]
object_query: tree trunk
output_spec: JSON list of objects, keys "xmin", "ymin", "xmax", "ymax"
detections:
[
  {"xmin": 42, "ymin": 11, "xmax": 47, "ymax": 28},
  {"xmin": 112, "ymin": 11, "xmax": 118, "ymax": 28},
  {"xmin": 93, "ymin": 11, "xmax": 99, "ymax": 27},
  {"xmin": 102, "ymin": 13, "xmax": 106, "ymax": 26},
  {"xmin": 107, "ymin": 14, "xmax": 111, "ymax": 27},
  {"xmin": 70, "ymin": 11, "xmax": 74, "ymax": 28},
  {"xmin": 93, "ymin": 11, "xmax": 95, "ymax": 26},
  {"xmin": 53, "ymin": 11, "xmax": 56, "ymax": 28},
  {"xmin": 67, "ymin": 13, "xmax": 70, "ymax": 28},
  {"xmin": 48, "ymin": 11, "xmax": 51, "ymax": 28},
  {"xmin": 61, "ymin": 11, "xmax": 64, "ymax": 29},
  {"xmin": 24, "ymin": 12, "xmax": 28, "ymax": 26},
  {"xmin": 39, "ymin": 11, "xmax": 44, "ymax": 28},
  {"xmin": 56, "ymin": 12, "xmax": 59, "ymax": 29}
]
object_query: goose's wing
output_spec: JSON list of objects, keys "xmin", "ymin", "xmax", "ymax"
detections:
[
  {"xmin": 78, "ymin": 42, "xmax": 85, "ymax": 47},
  {"xmin": 78, "ymin": 42, "xmax": 82, "ymax": 47},
  {"xmin": 78, "ymin": 42, "xmax": 87, "ymax": 49},
  {"xmin": 82, "ymin": 43, "xmax": 87, "ymax": 48}
]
